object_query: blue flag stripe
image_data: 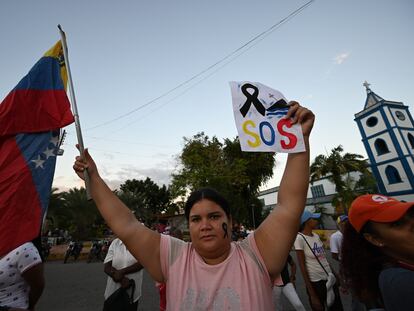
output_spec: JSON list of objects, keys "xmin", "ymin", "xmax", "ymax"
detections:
[{"xmin": 14, "ymin": 57, "xmax": 64, "ymax": 91}]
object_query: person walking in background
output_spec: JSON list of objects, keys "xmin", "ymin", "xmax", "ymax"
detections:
[
  {"xmin": 103, "ymin": 238, "xmax": 144, "ymax": 310},
  {"xmin": 73, "ymin": 102, "xmax": 314, "ymax": 310},
  {"xmin": 0, "ymin": 241, "xmax": 45, "ymax": 311},
  {"xmin": 330, "ymin": 215, "xmax": 348, "ymax": 262},
  {"xmin": 273, "ymin": 254, "xmax": 306, "ymax": 311},
  {"xmin": 295, "ymin": 210, "xmax": 343, "ymax": 311},
  {"xmin": 341, "ymin": 194, "xmax": 414, "ymax": 311}
]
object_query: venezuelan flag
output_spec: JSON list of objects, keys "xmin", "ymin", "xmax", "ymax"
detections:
[
  {"xmin": 0, "ymin": 41, "xmax": 74, "ymax": 256},
  {"xmin": 0, "ymin": 41, "xmax": 73, "ymax": 136}
]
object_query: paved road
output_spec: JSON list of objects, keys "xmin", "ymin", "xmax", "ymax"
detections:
[
  {"xmin": 37, "ymin": 252, "xmax": 352, "ymax": 310},
  {"xmin": 37, "ymin": 260, "xmax": 159, "ymax": 311}
]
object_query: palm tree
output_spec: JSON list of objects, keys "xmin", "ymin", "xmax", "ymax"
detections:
[
  {"xmin": 310, "ymin": 145, "xmax": 370, "ymax": 215},
  {"xmin": 46, "ymin": 187, "xmax": 66, "ymax": 231},
  {"xmin": 332, "ymin": 175, "xmax": 359, "ymax": 215},
  {"xmin": 62, "ymin": 188, "xmax": 104, "ymax": 240},
  {"xmin": 310, "ymin": 145, "xmax": 368, "ymax": 193}
]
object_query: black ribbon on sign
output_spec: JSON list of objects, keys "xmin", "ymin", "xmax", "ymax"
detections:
[{"xmin": 239, "ymin": 83, "xmax": 266, "ymax": 117}]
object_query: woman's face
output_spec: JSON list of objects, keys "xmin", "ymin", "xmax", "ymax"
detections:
[
  {"xmin": 368, "ymin": 207, "xmax": 414, "ymax": 263},
  {"xmin": 188, "ymin": 199, "xmax": 232, "ymax": 261}
]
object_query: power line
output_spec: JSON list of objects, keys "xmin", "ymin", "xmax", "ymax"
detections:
[
  {"xmin": 86, "ymin": 0, "xmax": 315, "ymax": 131},
  {"xmin": 87, "ymin": 147, "xmax": 177, "ymax": 158},
  {"xmin": 102, "ymin": 35, "xmax": 275, "ymax": 136},
  {"xmin": 66, "ymin": 131, "xmax": 178, "ymax": 149}
]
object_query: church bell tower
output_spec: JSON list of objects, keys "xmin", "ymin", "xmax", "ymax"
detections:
[{"xmin": 354, "ymin": 82, "xmax": 414, "ymax": 201}]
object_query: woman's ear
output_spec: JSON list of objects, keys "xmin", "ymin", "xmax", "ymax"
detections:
[{"xmin": 363, "ymin": 232, "xmax": 384, "ymax": 248}]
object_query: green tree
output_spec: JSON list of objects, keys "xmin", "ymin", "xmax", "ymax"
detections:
[
  {"xmin": 45, "ymin": 187, "xmax": 67, "ymax": 233},
  {"xmin": 118, "ymin": 177, "xmax": 173, "ymax": 221},
  {"xmin": 171, "ymin": 132, "xmax": 275, "ymax": 227},
  {"xmin": 310, "ymin": 145, "xmax": 368, "ymax": 193},
  {"xmin": 310, "ymin": 145, "xmax": 375, "ymax": 215},
  {"xmin": 331, "ymin": 175, "xmax": 359, "ymax": 216},
  {"xmin": 332, "ymin": 171, "xmax": 378, "ymax": 215},
  {"xmin": 61, "ymin": 187, "xmax": 104, "ymax": 240}
]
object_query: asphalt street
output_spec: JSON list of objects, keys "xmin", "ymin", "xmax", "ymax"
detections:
[
  {"xmin": 37, "ymin": 252, "xmax": 352, "ymax": 310},
  {"xmin": 37, "ymin": 260, "xmax": 159, "ymax": 311}
]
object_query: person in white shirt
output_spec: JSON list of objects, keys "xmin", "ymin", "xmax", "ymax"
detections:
[
  {"xmin": 103, "ymin": 238, "xmax": 143, "ymax": 310},
  {"xmin": 330, "ymin": 215, "xmax": 348, "ymax": 261},
  {"xmin": 0, "ymin": 242, "xmax": 44, "ymax": 311},
  {"xmin": 295, "ymin": 210, "xmax": 343, "ymax": 311}
]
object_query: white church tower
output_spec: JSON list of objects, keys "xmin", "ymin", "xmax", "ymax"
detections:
[{"xmin": 354, "ymin": 82, "xmax": 414, "ymax": 201}]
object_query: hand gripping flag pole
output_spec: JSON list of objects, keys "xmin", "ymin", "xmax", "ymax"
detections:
[{"xmin": 58, "ymin": 25, "xmax": 92, "ymax": 200}]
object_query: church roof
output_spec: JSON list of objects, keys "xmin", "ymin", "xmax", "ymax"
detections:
[{"xmin": 363, "ymin": 81, "xmax": 403, "ymax": 110}]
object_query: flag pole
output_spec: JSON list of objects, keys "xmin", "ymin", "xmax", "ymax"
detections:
[{"xmin": 58, "ymin": 25, "xmax": 92, "ymax": 200}]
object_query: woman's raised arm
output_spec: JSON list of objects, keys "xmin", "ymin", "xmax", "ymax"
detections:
[{"xmin": 73, "ymin": 148, "xmax": 163, "ymax": 282}]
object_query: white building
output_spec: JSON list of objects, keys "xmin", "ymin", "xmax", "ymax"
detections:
[{"xmin": 257, "ymin": 171, "xmax": 362, "ymax": 230}]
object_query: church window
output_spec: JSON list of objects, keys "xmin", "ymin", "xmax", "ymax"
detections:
[
  {"xmin": 408, "ymin": 133, "xmax": 414, "ymax": 149},
  {"xmin": 395, "ymin": 111, "xmax": 406, "ymax": 121},
  {"xmin": 385, "ymin": 165, "xmax": 402, "ymax": 184},
  {"xmin": 374, "ymin": 138, "xmax": 390, "ymax": 155},
  {"xmin": 366, "ymin": 116, "xmax": 378, "ymax": 127}
]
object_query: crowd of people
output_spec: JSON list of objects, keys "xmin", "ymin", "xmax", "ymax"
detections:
[{"xmin": 1, "ymin": 102, "xmax": 413, "ymax": 310}]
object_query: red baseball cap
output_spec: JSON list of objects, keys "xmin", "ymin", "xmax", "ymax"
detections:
[{"xmin": 349, "ymin": 194, "xmax": 414, "ymax": 232}]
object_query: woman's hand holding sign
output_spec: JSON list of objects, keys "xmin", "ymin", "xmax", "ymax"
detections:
[
  {"xmin": 285, "ymin": 101, "xmax": 315, "ymax": 138},
  {"xmin": 230, "ymin": 81, "xmax": 312, "ymax": 153}
]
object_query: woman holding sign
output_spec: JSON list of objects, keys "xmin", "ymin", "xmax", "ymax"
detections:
[{"xmin": 73, "ymin": 102, "xmax": 314, "ymax": 310}]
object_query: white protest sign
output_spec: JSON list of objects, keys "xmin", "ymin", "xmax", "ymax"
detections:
[{"xmin": 229, "ymin": 81, "xmax": 305, "ymax": 153}]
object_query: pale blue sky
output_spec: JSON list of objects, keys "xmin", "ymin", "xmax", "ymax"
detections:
[{"xmin": 1, "ymin": 0, "xmax": 413, "ymax": 191}]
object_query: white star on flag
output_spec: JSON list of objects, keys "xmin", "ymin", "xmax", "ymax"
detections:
[
  {"xmin": 31, "ymin": 155, "xmax": 45, "ymax": 169},
  {"xmin": 43, "ymin": 147, "xmax": 56, "ymax": 159},
  {"xmin": 50, "ymin": 134, "xmax": 59, "ymax": 146}
]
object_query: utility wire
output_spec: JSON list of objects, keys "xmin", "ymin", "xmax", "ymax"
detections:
[
  {"xmin": 102, "ymin": 28, "xmax": 279, "ymax": 137},
  {"xmin": 65, "ymin": 131, "xmax": 178, "ymax": 149},
  {"xmin": 86, "ymin": 0, "xmax": 315, "ymax": 131}
]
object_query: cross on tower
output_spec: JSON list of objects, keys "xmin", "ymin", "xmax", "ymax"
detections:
[{"xmin": 363, "ymin": 81, "xmax": 371, "ymax": 91}]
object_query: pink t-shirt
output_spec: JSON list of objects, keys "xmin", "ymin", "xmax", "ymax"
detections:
[{"xmin": 160, "ymin": 233, "xmax": 273, "ymax": 311}]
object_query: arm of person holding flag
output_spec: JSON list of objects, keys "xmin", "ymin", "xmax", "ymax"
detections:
[
  {"xmin": 73, "ymin": 148, "xmax": 164, "ymax": 282},
  {"xmin": 23, "ymin": 263, "xmax": 45, "ymax": 311},
  {"xmin": 254, "ymin": 102, "xmax": 314, "ymax": 280}
]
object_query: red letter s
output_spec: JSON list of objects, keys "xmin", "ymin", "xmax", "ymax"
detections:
[{"xmin": 277, "ymin": 118, "xmax": 297, "ymax": 149}]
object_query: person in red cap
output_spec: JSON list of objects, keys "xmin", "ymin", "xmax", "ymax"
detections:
[{"xmin": 341, "ymin": 194, "xmax": 414, "ymax": 311}]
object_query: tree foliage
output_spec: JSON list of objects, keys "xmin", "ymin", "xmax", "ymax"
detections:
[
  {"xmin": 46, "ymin": 187, "xmax": 105, "ymax": 240},
  {"xmin": 310, "ymin": 145, "xmax": 377, "ymax": 215},
  {"xmin": 46, "ymin": 177, "xmax": 174, "ymax": 240},
  {"xmin": 171, "ymin": 132, "xmax": 276, "ymax": 227},
  {"xmin": 45, "ymin": 187, "xmax": 66, "ymax": 231},
  {"xmin": 310, "ymin": 145, "xmax": 368, "ymax": 193},
  {"xmin": 117, "ymin": 177, "xmax": 174, "ymax": 221}
]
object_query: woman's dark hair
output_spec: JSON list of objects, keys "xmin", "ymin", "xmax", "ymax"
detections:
[
  {"xmin": 185, "ymin": 188, "xmax": 231, "ymax": 220},
  {"xmin": 340, "ymin": 221, "xmax": 387, "ymax": 305}
]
